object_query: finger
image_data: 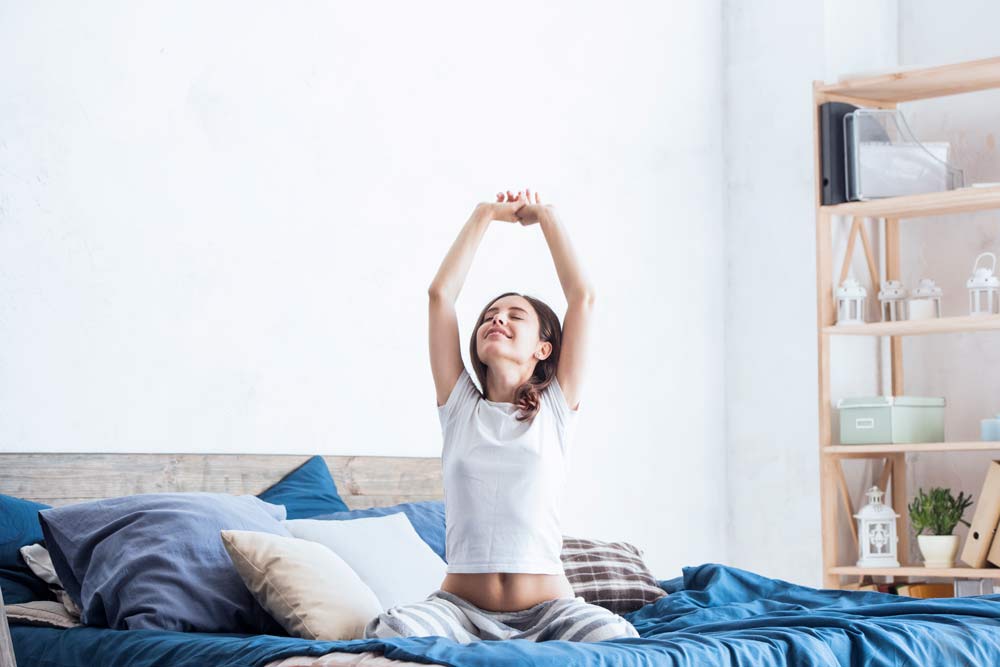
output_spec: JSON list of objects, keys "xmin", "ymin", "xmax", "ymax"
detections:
[
  {"xmin": 534, "ymin": 191, "xmax": 541, "ymax": 203},
  {"xmin": 496, "ymin": 192, "xmax": 504, "ymax": 201},
  {"xmin": 507, "ymin": 190, "xmax": 517, "ymax": 202},
  {"xmin": 525, "ymin": 188, "xmax": 532, "ymax": 202}
]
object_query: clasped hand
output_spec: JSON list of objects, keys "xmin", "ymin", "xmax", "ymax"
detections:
[{"xmin": 482, "ymin": 188, "xmax": 552, "ymax": 226}]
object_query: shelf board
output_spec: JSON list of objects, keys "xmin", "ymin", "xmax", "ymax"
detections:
[
  {"xmin": 816, "ymin": 56, "xmax": 1000, "ymax": 103},
  {"xmin": 823, "ymin": 314, "xmax": 1000, "ymax": 336},
  {"xmin": 830, "ymin": 564, "xmax": 1000, "ymax": 579},
  {"xmin": 821, "ymin": 186, "xmax": 1000, "ymax": 219},
  {"xmin": 824, "ymin": 441, "xmax": 1000, "ymax": 456}
]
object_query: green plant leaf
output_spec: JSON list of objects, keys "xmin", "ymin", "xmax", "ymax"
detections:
[{"xmin": 907, "ymin": 487, "xmax": 974, "ymax": 536}]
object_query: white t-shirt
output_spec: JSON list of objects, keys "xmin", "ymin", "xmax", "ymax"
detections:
[{"xmin": 437, "ymin": 366, "xmax": 580, "ymax": 574}]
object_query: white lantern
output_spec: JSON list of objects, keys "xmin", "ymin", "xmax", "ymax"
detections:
[
  {"xmin": 835, "ymin": 278, "xmax": 867, "ymax": 325},
  {"xmin": 854, "ymin": 486, "xmax": 900, "ymax": 568},
  {"xmin": 967, "ymin": 252, "xmax": 999, "ymax": 316},
  {"xmin": 878, "ymin": 280, "xmax": 907, "ymax": 322},
  {"xmin": 908, "ymin": 278, "xmax": 942, "ymax": 320}
]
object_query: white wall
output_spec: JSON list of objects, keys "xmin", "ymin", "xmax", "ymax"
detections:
[
  {"xmin": 0, "ymin": 1, "xmax": 726, "ymax": 578},
  {"xmin": 722, "ymin": 0, "xmax": 825, "ymax": 585},
  {"xmin": 724, "ymin": 0, "xmax": 899, "ymax": 586}
]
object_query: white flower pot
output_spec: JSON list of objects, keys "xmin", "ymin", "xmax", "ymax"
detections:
[{"xmin": 917, "ymin": 534, "xmax": 960, "ymax": 568}]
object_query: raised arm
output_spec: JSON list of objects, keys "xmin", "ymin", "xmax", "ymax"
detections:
[
  {"xmin": 517, "ymin": 190, "xmax": 595, "ymax": 412},
  {"xmin": 427, "ymin": 196, "xmax": 522, "ymax": 407}
]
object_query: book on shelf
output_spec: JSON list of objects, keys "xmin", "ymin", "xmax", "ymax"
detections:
[
  {"xmin": 961, "ymin": 460, "xmax": 1000, "ymax": 568},
  {"xmin": 896, "ymin": 582, "xmax": 955, "ymax": 599},
  {"xmin": 842, "ymin": 582, "xmax": 898, "ymax": 594}
]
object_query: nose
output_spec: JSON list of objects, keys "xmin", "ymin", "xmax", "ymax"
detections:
[{"xmin": 492, "ymin": 314, "xmax": 504, "ymax": 325}]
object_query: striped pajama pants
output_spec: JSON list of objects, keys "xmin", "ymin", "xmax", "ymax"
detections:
[{"xmin": 363, "ymin": 589, "xmax": 640, "ymax": 644}]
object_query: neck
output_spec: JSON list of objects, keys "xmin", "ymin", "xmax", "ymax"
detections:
[{"xmin": 484, "ymin": 362, "xmax": 534, "ymax": 404}]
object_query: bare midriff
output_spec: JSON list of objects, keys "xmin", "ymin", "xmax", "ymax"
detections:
[{"xmin": 440, "ymin": 572, "xmax": 576, "ymax": 612}]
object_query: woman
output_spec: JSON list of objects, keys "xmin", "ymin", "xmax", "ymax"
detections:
[{"xmin": 364, "ymin": 189, "xmax": 639, "ymax": 644}]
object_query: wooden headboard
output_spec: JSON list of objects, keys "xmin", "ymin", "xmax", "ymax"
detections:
[{"xmin": 0, "ymin": 454, "xmax": 443, "ymax": 509}]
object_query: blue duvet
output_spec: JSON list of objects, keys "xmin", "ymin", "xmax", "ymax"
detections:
[{"xmin": 13, "ymin": 563, "xmax": 1000, "ymax": 667}]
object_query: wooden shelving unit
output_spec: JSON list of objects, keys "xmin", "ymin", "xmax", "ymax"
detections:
[{"xmin": 813, "ymin": 56, "xmax": 1000, "ymax": 589}]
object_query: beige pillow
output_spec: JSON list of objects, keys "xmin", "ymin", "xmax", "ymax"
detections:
[
  {"xmin": 19, "ymin": 544, "xmax": 82, "ymax": 618},
  {"xmin": 221, "ymin": 529, "xmax": 383, "ymax": 641}
]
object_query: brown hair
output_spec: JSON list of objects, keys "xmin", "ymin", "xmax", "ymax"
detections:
[{"xmin": 469, "ymin": 292, "xmax": 562, "ymax": 422}]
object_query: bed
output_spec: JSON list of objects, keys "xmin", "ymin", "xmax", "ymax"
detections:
[{"xmin": 5, "ymin": 453, "xmax": 1000, "ymax": 667}]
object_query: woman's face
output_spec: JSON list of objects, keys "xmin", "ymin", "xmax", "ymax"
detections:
[{"xmin": 476, "ymin": 295, "xmax": 547, "ymax": 366}]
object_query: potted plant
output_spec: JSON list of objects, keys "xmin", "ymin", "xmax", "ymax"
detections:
[{"xmin": 908, "ymin": 487, "xmax": 974, "ymax": 568}]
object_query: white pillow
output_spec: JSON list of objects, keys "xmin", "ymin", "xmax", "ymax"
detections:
[
  {"xmin": 284, "ymin": 512, "xmax": 446, "ymax": 610},
  {"xmin": 221, "ymin": 530, "xmax": 382, "ymax": 641},
  {"xmin": 18, "ymin": 544, "xmax": 61, "ymax": 587}
]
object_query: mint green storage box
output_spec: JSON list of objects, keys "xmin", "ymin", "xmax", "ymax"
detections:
[{"xmin": 837, "ymin": 396, "xmax": 945, "ymax": 445}]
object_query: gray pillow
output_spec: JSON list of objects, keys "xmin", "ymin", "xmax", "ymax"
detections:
[{"xmin": 39, "ymin": 493, "xmax": 291, "ymax": 633}]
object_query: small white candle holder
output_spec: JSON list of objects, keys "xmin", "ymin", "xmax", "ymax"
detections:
[
  {"xmin": 835, "ymin": 278, "xmax": 867, "ymax": 325},
  {"xmin": 908, "ymin": 278, "xmax": 942, "ymax": 320},
  {"xmin": 878, "ymin": 280, "xmax": 907, "ymax": 322},
  {"xmin": 855, "ymin": 486, "xmax": 900, "ymax": 568},
  {"xmin": 967, "ymin": 252, "xmax": 999, "ymax": 316}
]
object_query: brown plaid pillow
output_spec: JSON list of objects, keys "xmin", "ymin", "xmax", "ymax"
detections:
[{"xmin": 560, "ymin": 536, "xmax": 667, "ymax": 614}]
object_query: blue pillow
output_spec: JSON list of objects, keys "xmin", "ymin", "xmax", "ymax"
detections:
[
  {"xmin": 257, "ymin": 455, "xmax": 349, "ymax": 519},
  {"xmin": 312, "ymin": 500, "xmax": 446, "ymax": 561},
  {"xmin": 39, "ymin": 493, "xmax": 291, "ymax": 633},
  {"xmin": 0, "ymin": 494, "xmax": 55, "ymax": 604},
  {"xmin": 658, "ymin": 576, "xmax": 683, "ymax": 594}
]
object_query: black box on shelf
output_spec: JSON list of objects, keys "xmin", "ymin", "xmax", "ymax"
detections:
[{"xmin": 819, "ymin": 101, "xmax": 858, "ymax": 205}]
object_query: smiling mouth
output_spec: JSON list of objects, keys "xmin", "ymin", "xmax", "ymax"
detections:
[{"xmin": 486, "ymin": 331, "xmax": 510, "ymax": 339}]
